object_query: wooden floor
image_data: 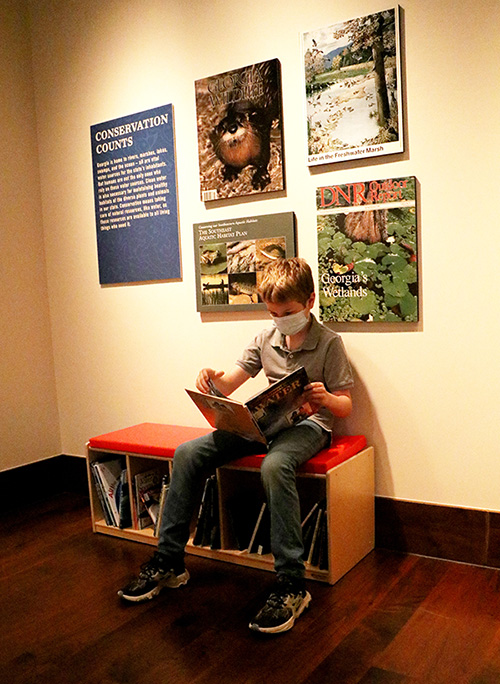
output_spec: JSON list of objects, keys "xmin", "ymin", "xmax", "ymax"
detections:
[{"xmin": 3, "ymin": 494, "xmax": 500, "ymax": 684}]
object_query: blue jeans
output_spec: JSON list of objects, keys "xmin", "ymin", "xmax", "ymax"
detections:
[{"xmin": 157, "ymin": 419, "xmax": 330, "ymax": 579}]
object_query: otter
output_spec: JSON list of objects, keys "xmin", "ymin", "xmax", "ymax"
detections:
[{"xmin": 209, "ymin": 61, "xmax": 281, "ymax": 191}]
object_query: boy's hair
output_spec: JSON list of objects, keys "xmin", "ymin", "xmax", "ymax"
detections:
[{"xmin": 258, "ymin": 257, "xmax": 315, "ymax": 305}]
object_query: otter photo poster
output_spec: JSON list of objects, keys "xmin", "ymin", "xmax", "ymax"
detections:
[
  {"xmin": 195, "ymin": 59, "xmax": 285, "ymax": 202},
  {"xmin": 317, "ymin": 177, "xmax": 418, "ymax": 322},
  {"xmin": 90, "ymin": 104, "xmax": 181, "ymax": 285},
  {"xmin": 302, "ymin": 7, "xmax": 404, "ymax": 165},
  {"xmin": 193, "ymin": 212, "xmax": 296, "ymax": 312}
]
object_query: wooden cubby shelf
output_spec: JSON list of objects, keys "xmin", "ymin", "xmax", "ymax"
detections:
[{"xmin": 86, "ymin": 423, "xmax": 375, "ymax": 585}]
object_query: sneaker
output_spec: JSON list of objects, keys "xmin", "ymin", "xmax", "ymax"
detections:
[
  {"xmin": 249, "ymin": 576, "xmax": 311, "ymax": 634},
  {"xmin": 118, "ymin": 552, "xmax": 189, "ymax": 602}
]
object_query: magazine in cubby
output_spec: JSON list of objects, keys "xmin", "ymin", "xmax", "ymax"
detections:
[
  {"xmin": 127, "ymin": 458, "xmax": 171, "ymax": 532},
  {"xmin": 90, "ymin": 456, "xmax": 130, "ymax": 528}
]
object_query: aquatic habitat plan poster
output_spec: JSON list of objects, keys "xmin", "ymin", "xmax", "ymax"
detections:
[
  {"xmin": 193, "ymin": 212, "xmax": 296, "ymax": 313},
  {"xmin": 91, "ymin": 104, "xmax": 180, "ymax": 285},
  {"xmin": 302, "ymin": 7, "xmax": 404, "ymax": 165}
]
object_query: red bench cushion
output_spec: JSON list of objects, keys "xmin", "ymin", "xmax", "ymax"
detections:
[
  {"xmin": 88, "ymin": 423, "xmax": 212, "ymax": 458},
  {"xmin": 231, "ymin": 434, "xmax": 367, "ymax": 474},
  {"xmin": 88, "ymin": 423, "xmax": 366, "ymax": 474}
]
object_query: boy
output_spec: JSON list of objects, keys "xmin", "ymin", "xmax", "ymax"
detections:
[{"xmin": 118, "ymin": 258, "xmax": 353, "ymax": 633}]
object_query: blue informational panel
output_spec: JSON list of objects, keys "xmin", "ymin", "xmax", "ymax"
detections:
[{"xmin": 91, "ymin": 104, "xmax": 181, "ymax": 284}]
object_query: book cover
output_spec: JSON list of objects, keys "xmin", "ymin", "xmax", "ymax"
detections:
[
  {"xmin": 191, "ymin": 475, "xmax": 220, "ymax": 548},
  {"xmin": 154, "ymin": 475, "xmax": 170, "ymax": 536},
  {"xmin": 193, "ymin": 212, "xmax": 296, "ymax": 313},
  {"xmin": 90, "ymin": 463, "xmax": 113, "ymax": 526},
  {"xmin": 92, "ymin": 459, "xmax": 124, "ymax": 527},
  {"xmin": 186, "ymin": 367, "xmax": 311, "ymax": 445},
  {"xmin": 133, "ymin": 468, "xmax": 163, "ymax": 530},
  {"xmin": 117, "ymin": 468, "xmax": 132, "ymax": 529},
  {"xmin": 307, "ymin": 508, "xmax": 323, "ymax": 564},
  {"xmin": 208, "ymin": 475, "xmax": 221, "ymax": 549},
  {"xmin": 253, "ymin": 505, "xmax": 271, "ymax": 555},
  {"xmin": 302, "ymin": 499, "xmax": 325, "ymax": 559},
  {"xmin": 318, "ymin": 514, "xmax": 329, "ymax": 570},
  {"xmin": 302, "ymin": 7, "xmax": 403, "ymax": 165},
  {"xmin": 195, "ymin": 58, "xmax": 285, "ymax": 201},
  {"xmin": 186, "ymin": 390, "xmax": 267, "ymax": 444},
  {"xmin": 247, "ymin": 502, "xmax": 267, "ymax": 554},
  {"xmin": 246, "ymin": 367, "xmax": 312, "ymax": 439},
  {"xmin": 141, "ymin": 489, "xmax": 162, "ymax": 526},
  {"xmin": 193, "ymin": 476, "xmax": 212, "ymax": 546},
  {"xmin": 301, "ymin": 501, "xmax": 320, "ymax": 530},
  {"xmin": 317, "ymin": 176, "xmax": 418, "ymax": 322}
]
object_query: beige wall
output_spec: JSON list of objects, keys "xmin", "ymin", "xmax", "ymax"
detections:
[
  {"xmin": 0, "ymin": 0, "xmax": 60, "ymax": 470},
  {"xmin": 14, "ymin": 0, "xmax": 500, "ymax": 509}
]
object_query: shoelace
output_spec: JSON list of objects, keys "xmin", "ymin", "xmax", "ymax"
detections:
[
  {"xmin": 265, "ymin": 591, "xmax": 288, "ymax": 609},
  {"xmin": 265, "ymin": 580, "xmax": 301, "ymax": 609},
  {"xmin": 139, "ymin": 556, "xmax": 163, "ymax": 579},
  {"xmin": 269, "ymin": 576, "xmax": 305, "ymax": 600}
]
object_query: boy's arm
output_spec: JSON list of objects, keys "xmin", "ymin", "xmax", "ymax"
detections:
[
  {"xmin": 196, "ymin": 366, "xmax": 251, "ymax": 397},
  {"xmin": 303, "ymin": 384, "xmax": 352, "ymax": 419}
]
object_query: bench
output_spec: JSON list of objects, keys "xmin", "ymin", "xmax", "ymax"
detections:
[{"xmin": 87, "ymin": 423, "xmax": 374, "ymax": 584}]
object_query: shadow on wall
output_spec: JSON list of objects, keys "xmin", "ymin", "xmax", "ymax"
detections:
[{"xmin": 342, "ymin": 362, "xmax": 392, "ymax": 498}]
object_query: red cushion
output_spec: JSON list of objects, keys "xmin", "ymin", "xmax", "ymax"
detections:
[
  {"xmin": 231, "ymin": 434, "xmax": 367, "ymax": 474},
  {"xmin": 88, "ymin": 423, "xmax": 212, "ymax": 458},
  {"xmin": 88, "ymin": 423, "xmax": 366, "ymax": 474}
]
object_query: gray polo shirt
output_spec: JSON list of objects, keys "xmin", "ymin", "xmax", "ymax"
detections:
[{"xmin": 236, "ymin": 314, "xmax": 354, "ymax": 434}]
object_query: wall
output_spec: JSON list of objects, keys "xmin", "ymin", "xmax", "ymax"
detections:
[
  {"xmin": 27, "ymin": 0, "xmax": 499, "ymax": 510},
  {"xmin": 0, "ymin": 0, "xmax": 60, "ymax": 470}
]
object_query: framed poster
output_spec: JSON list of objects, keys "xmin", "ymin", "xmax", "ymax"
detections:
[
  {"xmin": 302, "ymin": 7, "xmax": 404, "ymax": 165},
  {"xmin": 90, "ymin": 104, "xmax": 181, "ymax": 285},
  {"xmin": 317, "ymin": 177, "xmax": 418, "ymax": 322},
  {"xmin": 193, "ymin": 212, "xmax": 296, "ymax": 312},
  {"xmin": 195, "ymin": 59, "xmax": 285, "ymax": 202}
]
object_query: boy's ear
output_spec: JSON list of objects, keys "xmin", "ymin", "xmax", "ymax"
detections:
[{"xmin": 307, "ymin": 292, "xmax": 316, "ymax": 309}]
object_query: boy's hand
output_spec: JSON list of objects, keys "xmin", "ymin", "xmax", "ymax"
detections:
[
  {"xmin": 303, "ymin": 382, "xmax": 330, "ymax": 413},
  {"xmin": 196, "ymin": 368, "xmax": 224, "ymax": 394},
  {"xmin": 303, "ymin": 383, "xmax": 353, "ymax": 418}
]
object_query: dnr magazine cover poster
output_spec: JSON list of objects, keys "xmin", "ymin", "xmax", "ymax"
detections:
[
  {"xmin": 193, "ymin": 212, "xmax": 296, "ymax": 312},
  {"xmin": 302, "ymin": 7, "xmax": 403, "ymax": 165},
  {"xmin": 317, "ymin": 177, "xmax": 418, "ymax": 322},
  {"xmin": 195, "ymin": 58, "xmax": 285, "ymax": 202}
]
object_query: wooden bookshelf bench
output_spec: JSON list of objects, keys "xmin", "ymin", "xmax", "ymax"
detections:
[{"xmin": 87, "ymin": 423, "xmax": 374, "ymax": 584}]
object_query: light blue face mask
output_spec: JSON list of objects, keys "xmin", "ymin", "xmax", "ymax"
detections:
[{"xmin": 272, "ymin": 309, "xmax": 310, "ymax": 336}]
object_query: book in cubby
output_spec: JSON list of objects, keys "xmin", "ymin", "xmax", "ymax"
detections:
[
  {"xmin": 192, "ymin": 474, "xmax": 220, "ymax": 549},
  {"xmin": 133, "ymin": 467, "xmax": 168, "ymax": 531},
  {"xmin": 153, "ymin": 474, "xmax": 170, "ymax": 536},
  {"xmin": 247, "ymin": 502, "xmax": 271, "ymax": 556},
  {"xmin": 302, "ymin": 498, "xmax": 328, "ymax": 569},
  {"xmin": 90, "ymin": 457, "xmax": 130, "ymax": 528}
]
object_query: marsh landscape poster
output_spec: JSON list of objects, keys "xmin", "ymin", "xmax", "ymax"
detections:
[{"xmin": 302, "ymin": 7, "xmax": 403, "ymax": 165}]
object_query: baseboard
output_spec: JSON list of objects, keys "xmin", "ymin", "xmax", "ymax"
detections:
[
  {"xmin": 0, "ymin": 454, "xmax": 89, "ymax": 512},
  {"xmin": 375, "ymin": 496, "xmax": 500, "ymax": 569},
  {"xmin": 3, "ymin": 460, "xmax": 499, "ymax": 570}
]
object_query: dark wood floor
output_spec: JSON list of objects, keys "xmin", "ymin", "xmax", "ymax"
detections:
[{"xmin": 3, "ymin": 494, "xmax": 500, "ymax": 684}]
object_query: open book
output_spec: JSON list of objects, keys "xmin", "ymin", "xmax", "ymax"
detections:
[{"xmin": 186, "ymin": 367, "xmax": 312, "ymax": 445}]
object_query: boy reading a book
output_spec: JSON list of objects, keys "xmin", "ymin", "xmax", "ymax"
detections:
[{"xmin": 118, "ymin": 258, "xmax": 354, "ymax": 634}]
